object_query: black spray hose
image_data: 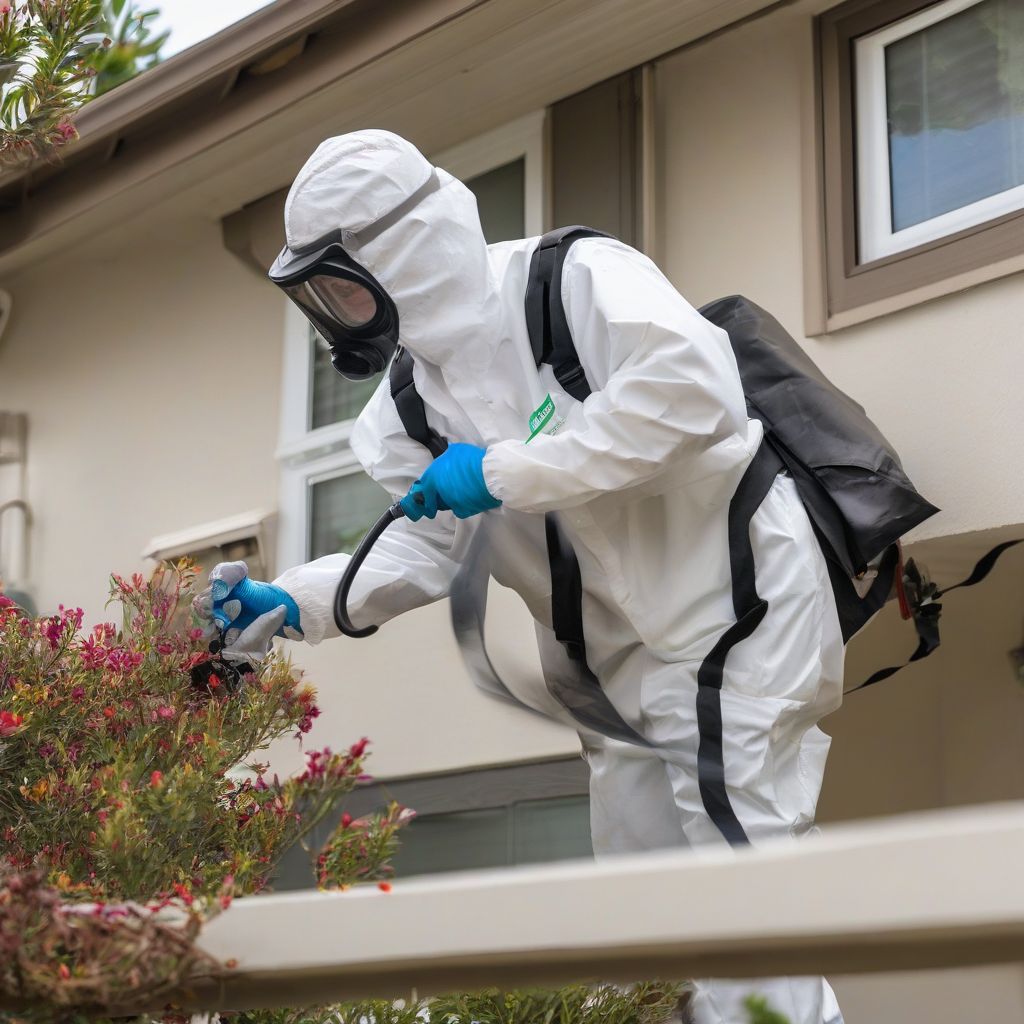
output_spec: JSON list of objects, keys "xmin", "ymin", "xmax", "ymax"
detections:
[{"xmin": 333, "ymin": 500, "xmax": 408, "ymax": 638}]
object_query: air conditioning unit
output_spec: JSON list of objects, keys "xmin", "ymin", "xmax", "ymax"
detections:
[{"xmin": 143, "ymin": 509, "xmax": 277, "ymax": 583}]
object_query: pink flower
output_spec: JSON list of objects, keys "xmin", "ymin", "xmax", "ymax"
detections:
[
  {"xmin": 157, "ymin": 705, "xmax": 176, "ymax": 720},
  {"xmin": 42, "ymin": 617, "xmax": 64, "ymax": 649},
  {"xmin": 150, "ymin": 771, "xmax": 163, "ymax": 788},
  {"xmin": 0, "ymin": 4, "xmax": 13, "ymax": 17},
  {"xmin": 348, "ymin": 737, "xmax": 369, "ymax": 759},
  {"xmin": 70, "ymin": 687, "xmax": 85, "ymax": 701}
]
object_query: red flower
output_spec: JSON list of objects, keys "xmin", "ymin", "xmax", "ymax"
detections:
[
  {"xmin": 58, "ymin": 964, "xmax": 71, "ymax": 980},
  {"xmin": 157, "ymin": 705, "xmax": 176, "ymax": 720},
  {"xmin": 0, "ymin": 710, "xmax": 24, "ymax": 737},
  {"xmin": 150, "ymin": 771, "xmax": 163, "ymax": 788},
  {"xmin": 377, "ymin": 881, "xmax": 392, "ymax": 893},
  {"xmin": 172, "ymin": 882, "xmax": 193, "ymax": 906}
]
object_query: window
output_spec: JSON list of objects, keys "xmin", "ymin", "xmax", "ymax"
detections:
[
  {"xmin": 272, "ymin": 758, "xmax": 591, "ymax": 889},
  {"xmin": 817, "ymin": 0, "xmax": 1024, "ymax": 324},
  {"xmin": 276, "ymin": 113, "xmax": 546, "ymax": 573},
  {"xmin": 856, "ymin": 0, "xmax": 1024, "ymax": 261}
]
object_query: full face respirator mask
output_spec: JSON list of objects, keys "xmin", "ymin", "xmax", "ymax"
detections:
[
  {"xmin": 268, "ymin": 240, "xmax": 399, "ymax": 381},
  {"xmin": 269, "ymin": 169, "xmax": 441, "ymax": 381}
]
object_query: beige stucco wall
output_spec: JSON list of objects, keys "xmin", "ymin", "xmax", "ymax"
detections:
[{"xmin": 0, "ymin": 212, "xmax": 283, "ymax": 612}]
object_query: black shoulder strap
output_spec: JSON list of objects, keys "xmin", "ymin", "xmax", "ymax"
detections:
[
  {"xmin": 525, "ymin": 226, "xmax": 613, "ymax": 402},
  {"xmin": 389, "ymin": 347, "xmax": 448, "ymax": 458}
]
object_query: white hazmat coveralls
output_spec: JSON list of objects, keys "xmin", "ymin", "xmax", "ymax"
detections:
[{"xmin": 274, "ymin": 130, "xmax": 846, "ymax": 1024}]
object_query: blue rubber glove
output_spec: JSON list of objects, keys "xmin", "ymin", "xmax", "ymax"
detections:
[
  {"xmin": 197, "ymin": 562, "xmax": 303, "ymax": 660},
  {"xmin": 400, "ymin": 443, "xmax": 501, "ymax": 522}
]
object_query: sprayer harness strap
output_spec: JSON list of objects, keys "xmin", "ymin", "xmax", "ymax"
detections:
[{"xmin": 389, "ymin": 347, "xmax": 447, "ymax": 459}]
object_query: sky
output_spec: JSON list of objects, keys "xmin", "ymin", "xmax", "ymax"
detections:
[{"xmin": 150, "ymin": 0, "xmax": 276, "ymax": 58}]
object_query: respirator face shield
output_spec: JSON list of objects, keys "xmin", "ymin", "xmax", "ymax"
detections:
[{"xmin": 269, "ymin": 240, "xmax": 399, "ymax": 380}]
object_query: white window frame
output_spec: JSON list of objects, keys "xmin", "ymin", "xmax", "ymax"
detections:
[
  {"xmin": 276, "ymin": 112, "xmax": 547, "ymax": 574},
  {"xmin": 432, "ymin": 110, "xmax": 547, "ymax": 237},
  {"xmin": 855, "ymin": 0, "xmax": 1024, "ymax": 263}
]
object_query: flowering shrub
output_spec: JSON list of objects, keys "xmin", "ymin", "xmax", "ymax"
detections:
[
  {"xmin": 0, "ymin": 0, "xmax": 107, "ymax": 165},
  {"xmin": 0, "ymin": 867, "xmax": 219, "ymax": 1018},
  {"xmin": 316, "ymin": 800, "xmax": 414, "ymax": 892},
  {"xmin": 0, "ymin": 562, "xmax": 411, "ymax": 1017}
]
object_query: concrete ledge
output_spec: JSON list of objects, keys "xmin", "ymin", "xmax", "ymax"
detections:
[{"xmin": 184, "ymin": 802, "xmax": 1024, "ymax": 1010}]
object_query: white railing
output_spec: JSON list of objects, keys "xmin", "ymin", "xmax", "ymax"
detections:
[{"xmin": 182, "ymin": 802, "xmax": 1024, "ymax": 1011}]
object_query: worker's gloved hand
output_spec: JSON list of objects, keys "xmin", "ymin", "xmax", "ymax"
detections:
[
  {"xmin": 400, "ymin": 443, "xmax": 501, "ymax": 522},
  {"xmin": 194, "ymin": 561, "xmax": 303, "ymax": 662}
]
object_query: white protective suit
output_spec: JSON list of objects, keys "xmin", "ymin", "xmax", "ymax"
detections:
[{"xmin": 274, "ymin": 130, "xmax": 846, "ymax": 1024}]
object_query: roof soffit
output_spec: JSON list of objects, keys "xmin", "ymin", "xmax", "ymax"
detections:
[{"xmin": 0, "ymin": 0, "xmax": 783, "ymax": 274}]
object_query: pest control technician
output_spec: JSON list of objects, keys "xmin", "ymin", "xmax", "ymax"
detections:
[{"xmin": 199, "ymin": 130, "xmax": 847, "ymax": 1024}]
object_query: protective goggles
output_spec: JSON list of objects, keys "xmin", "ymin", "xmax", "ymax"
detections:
[{"xmin": 269, "ymin": 170, "xmax": 441, "ymax": 381}]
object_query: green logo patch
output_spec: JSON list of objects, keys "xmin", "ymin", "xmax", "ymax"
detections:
[{"xmin": 526, "ymin": 393, "xmax": 556, "ymax": 443}]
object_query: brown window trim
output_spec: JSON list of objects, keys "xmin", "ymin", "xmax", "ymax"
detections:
[{"xmin": 817, "ymin": 0, "xmax": 1024, "ymax": 324}]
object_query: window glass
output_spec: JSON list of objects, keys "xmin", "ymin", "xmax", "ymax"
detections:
[
  {"xmin": 389, "ymin": 795, "xmax": 592, "ymax": 879},
  {"xmin": 389, "ymin": 807, "xmax": 512, "ymax": 877},
  {"xmin": 513, "ymin": 796, "xmax": 593, "ymax": 865},
  {"xmin": 309, "ymin": 330, "xmax": 382, "ymax": 430},
  {"xmin": 308, "ymin": 471, "xmax": 391, "ymax": 561},
  {"xmin": 464, "ymin": 157, "xmax": 526, "ymax": 243},
  {"xmin": 885, "ymin": 0, "xmax": 1024, "ymax": 232},
  {"xmin": 270, "ymin": 790, "xmax": 590, "ymax": 889}
]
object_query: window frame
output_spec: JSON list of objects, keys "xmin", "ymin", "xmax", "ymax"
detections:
[
  {"xmin": 276, "ymin": 113, "xmax": 548, "ymax": 574},
  {"xmin": 855, "ymin": 0, "xmax": 1024, "ymax": 263},
  {"xmin": 816, "ymin": 0, "xmax": 1024, "ymax": 328},
  {"xmin": 432, "ymin": 110, "xmax": 548, "ymax": 238}
]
